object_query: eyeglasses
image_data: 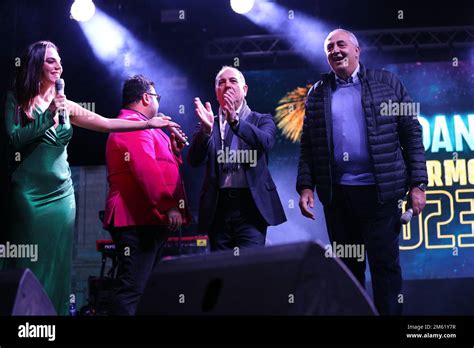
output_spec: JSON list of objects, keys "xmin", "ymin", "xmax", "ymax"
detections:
[{"xmin": 146, "ymin": 92, "xmax": 161, "ymax": 103}]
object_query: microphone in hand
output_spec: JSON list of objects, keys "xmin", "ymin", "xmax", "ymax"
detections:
[
  {"xmin": 400, "ymin": 208, "xmax": 413, "ymax": 225},
  {"xmin": 55, "ymin": 78, "xmax": 67, "ymax": 124},
  {"xmin": 157, "ymin": 112, "xmax": 189, "ymax": 146}
]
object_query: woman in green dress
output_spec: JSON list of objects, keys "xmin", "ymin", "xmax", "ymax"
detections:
[{"xmin": 2, "ymin": 41, "xmax": 178, "ymax": 315}]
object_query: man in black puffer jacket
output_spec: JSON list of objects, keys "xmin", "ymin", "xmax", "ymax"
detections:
[{"xmin": 296, "ymin": 29, "xmax": 427, "ymax": 315}]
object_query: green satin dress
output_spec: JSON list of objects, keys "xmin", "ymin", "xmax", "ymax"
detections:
[{"xmin": 2, "ymin": 92, "xmax": 75, "ymax": 315}]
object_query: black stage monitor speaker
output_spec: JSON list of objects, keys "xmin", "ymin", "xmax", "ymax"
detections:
[
  {"xmin": 0, "ymin": 268, "xmax": 56, "ymax": 315},
  {"xmin": 137, "ymin": 241, "xmax": 377, "ymax": 315}
]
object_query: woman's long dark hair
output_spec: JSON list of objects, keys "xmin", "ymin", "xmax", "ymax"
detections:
[{"xmin": 14, "ymin": 40, "xmax": 58, "ymax": 118}]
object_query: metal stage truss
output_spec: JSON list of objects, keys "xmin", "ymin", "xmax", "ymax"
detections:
[{"xmin": 206, "ymin": 26, "xmax": 474, "ymax": 59}]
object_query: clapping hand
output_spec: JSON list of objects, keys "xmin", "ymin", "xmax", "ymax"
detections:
[{"xmin": 194, "ymin": 97, "xmax": 214, "ymax": 134}]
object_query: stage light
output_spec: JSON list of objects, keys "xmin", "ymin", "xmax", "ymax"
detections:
[
  {"xmin": 78, "ymin": 9, "xmax": 126, "ymax": 62},
  {"xmin": 77, "ymin": 7, "xmax": 193, "ymax": 106},
  {"xmin": 243, "ymin": 1, "xmax": 330, "ymax": 65},
  {"xmin": 230, "ymin": 0, "xmax": 254, "ymax": 14},
  {"xmin": 70, "ymin": 0, "xmax": 96, "ymax": 22}
]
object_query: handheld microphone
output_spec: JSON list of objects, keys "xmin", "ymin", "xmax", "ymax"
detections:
[
  {"xmin": 157, "ymin": 112, "xmax": 189, "ymax": 146},
  {"xmin": 400, "ymin": 208, "xmax": 413, "ymax": 225},
  {"xmin": 54, "ymin": 78, "xmax": 66, "ymax": 124}
]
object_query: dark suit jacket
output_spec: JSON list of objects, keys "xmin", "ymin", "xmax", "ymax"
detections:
[{"xmin": 188, "ymin": 109, "xmax": 287, "ymax": 234}]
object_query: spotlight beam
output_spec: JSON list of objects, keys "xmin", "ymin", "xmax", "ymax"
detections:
[
  {"xmin": 77, "ymin": 8, "xmax": 185, "ymax": 103},
  {"xmin": 243, "ymin": 0, "xmax": 332, "ymax": 65}
]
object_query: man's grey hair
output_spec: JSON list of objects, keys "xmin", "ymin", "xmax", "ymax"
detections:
[
  {"xmin": 215, "ymin": 66, "xmax": 246, "ymax": 87},
  {"xmin": 324, "ymin": 29, "xmax": 359, "ymax": 51}
]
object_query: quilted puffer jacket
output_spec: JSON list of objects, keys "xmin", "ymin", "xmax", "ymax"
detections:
[{"xmin": 296, "ymin": 63, "xmax": 427, "ymax": 204}]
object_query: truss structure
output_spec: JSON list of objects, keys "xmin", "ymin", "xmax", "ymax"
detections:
[{"xmin": 206, "ymin": 26, "xmax": 474, "ymax": 59}]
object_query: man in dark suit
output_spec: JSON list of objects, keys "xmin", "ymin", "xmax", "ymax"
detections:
[{"xmin": 188, "ymin": 66, "xmax": 286, "ymax": 251}]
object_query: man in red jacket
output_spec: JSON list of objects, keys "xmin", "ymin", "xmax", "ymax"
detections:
[{"xmin": 103, "ymin": 74, "xmax": 190, "ymax": 315}]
